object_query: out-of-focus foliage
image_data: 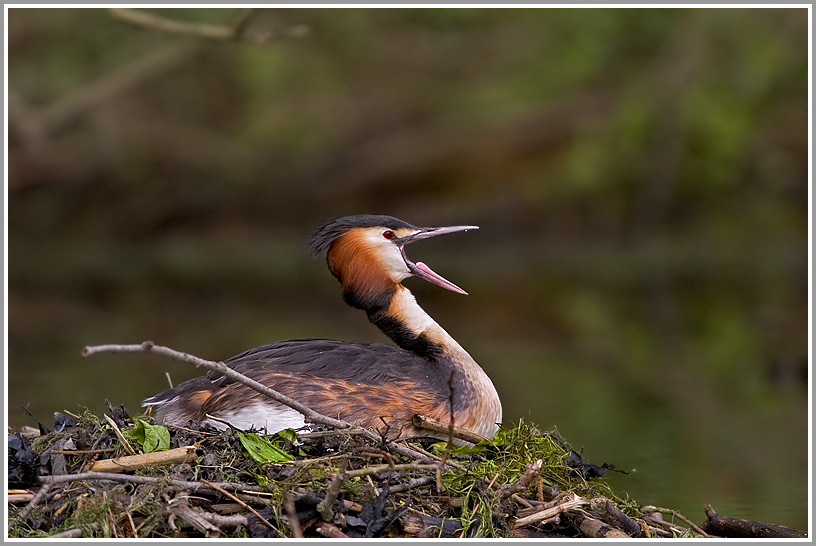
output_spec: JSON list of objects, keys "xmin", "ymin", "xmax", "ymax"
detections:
[{"xmin": 7, "ymin": 7, "xmax": 808, "ymax": 530}]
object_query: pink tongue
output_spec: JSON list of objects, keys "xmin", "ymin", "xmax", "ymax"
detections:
[{"xmin": 415, "ymin": 261, "xmax": 466, "ymax": 294}]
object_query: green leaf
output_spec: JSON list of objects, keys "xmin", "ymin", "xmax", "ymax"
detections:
[
  {"xmin": 122, "ymin": 419, "xmax": 170, "ymax": 453},
  {"xmin": 237, "ymin": 431, "xmax": 293, "ymax": 463},
  {"xmin": 276, "ymin": 428, "xmax": 298, "ymax": 443}
]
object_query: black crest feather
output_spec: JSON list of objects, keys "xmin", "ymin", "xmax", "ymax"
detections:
[{"xmin": 308, "ymin": 215, "xmax": 417, "ymax": 256}]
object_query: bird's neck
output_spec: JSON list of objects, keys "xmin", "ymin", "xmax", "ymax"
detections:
[
  {"xmin": 366, "ymin": 285, "xmax": 502, "ymax": 439},
  {"xmin": 364, "ymin": 285, "xmax": 469, "ymax": 361}
]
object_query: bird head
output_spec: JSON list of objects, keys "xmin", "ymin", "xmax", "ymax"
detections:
[{"xmin": 309, "ymin": 215, "xmax": 477, "ymax": 305}]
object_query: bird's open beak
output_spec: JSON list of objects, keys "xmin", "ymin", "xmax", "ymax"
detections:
[{"xmin": 398, "ymin": 225, "xmax": 478, "ymax": 295}]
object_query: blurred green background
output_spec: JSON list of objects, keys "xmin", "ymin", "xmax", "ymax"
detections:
[{"xmin": 7, "ymin": 7, "xmax": 809, "ymax": 531}]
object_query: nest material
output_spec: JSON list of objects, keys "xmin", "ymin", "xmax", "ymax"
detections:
[{"xmin": 7, "ymin": 404, "xmax": 806, "ymax": 539}]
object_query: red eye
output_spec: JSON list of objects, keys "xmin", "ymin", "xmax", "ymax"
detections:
[{"xmin": 382, "ymin": 230, "xmax": 395, "ymax": 240}]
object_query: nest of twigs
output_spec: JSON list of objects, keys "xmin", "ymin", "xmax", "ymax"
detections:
[{"xmin": 8, "ymin": 402, "xmax": 807, "ymax": 539}]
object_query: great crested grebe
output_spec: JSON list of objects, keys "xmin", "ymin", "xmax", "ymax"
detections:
[{"xmin": 143, "ymin": 215, "xmax": 502, "ymax": 441}]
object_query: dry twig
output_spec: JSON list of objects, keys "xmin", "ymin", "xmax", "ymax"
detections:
[
  {"xmin": 512, "ymin": 492, "xmax": 589, "ymax": 528},
  {"xmin": 642, "ymin": 505, "xmax": 711, "ymax": 537},
  {"xmin": 82, "ymin": 341, "xmax": 447, "ymax": 466},
  {"xmin": 412, "ymin": 414, "xmax": 489, "ymax": 446},
  {"xmin": 88, "ymin": 444, "xmax": 198, "ymax": 472},
  {"xmin": 282, "ymin": 491, "xmax": 303, "ymax": 538},
  {"xmin": 202, "ymin": 479, "xmax": 278, "ymax": 534},
  {"xmin": 104, "ymin": 414, "xmax": 137, "ymax": 455},
  {"xmin": 500, "ymin": 459, "xmax": 542, "ymax": 499},
  {"xmin": 316, "ymin": 458, "xmax": 348, "ymax": 522},
  {"xmin": 315, "ymin": 521, "xmax": 349, "ymax": 538}
]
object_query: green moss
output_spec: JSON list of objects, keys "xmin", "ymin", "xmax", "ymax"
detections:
[{"xmin": 63, "ymin": 495, "xmax": 118, "ymax": 538}]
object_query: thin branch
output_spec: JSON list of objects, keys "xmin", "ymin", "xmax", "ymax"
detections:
[
  {"xmin": 512, "ymin": 493, "xmax": 589, "ymax": 529},
  {"xmin": 10, "ymin": 483, "xmax": 53, "ymax": 529},
  {"xmin": 642, "ymin": 505, "xmax": 711, "ymax": 538},
  {"xmin": 49, "ymin": 523, "xmax": 100, "ymax": 538},
  {"xmin": 167, "ymin": 501, "xmax": 221, "ymax": 537},
  {"xmin": 380, "ymin": 475, "xmax": 434, "ymax": 495},
  {"xmin": 109, "ymin": 8, "xmax": 308, "ymax": 44},
  {"xmin": 103, "ymin": 414, "xmax": 137, "ymax": 455},
  {"xmin": 316, "ymin": 457, "xmax": 348, "ymax": 522},
  {"xmin": 38, "ymin": 470, "xmax": 270, "ymax": 494},
  {"xmin": 296, "ymin": 429, "xmax": 369, "ymax": 440},
  {"xmin": 282, "ymin": 491, "xmax": 303, "ymax": 539},
  {"xmin": 315, "ymin": 521, "xmax": 350, "ymax": 538},
  {"xmin": 52, "ymin": 448, "xmax": 116, "ymax": 455},
  {"xmin": 201, "ymin": 479, "xmax": 278, "ymax": 534},
  {"xmin": 110, "ymin": 8, "xmax": 242, "ymax": 41},
  {"xmin": 84, "ymin": 341, "xmax": 349, "ymax": 430},
  {"xmin": 83, "ymin": 341, "xmax": 448, "ymax": 466},
  {"xmin": 344, "ymin": 462, "xmax": 440, "ymax": 479},
  {"xmin": 499, "ymin": 459, "xmax": 543, "ymax": 499},
  {"xmin": 512, "ymin": 493, "xmax": 534, "ymax": 509},
  {"xmin": 412, "ymin": 414, "xmax": 489, "ymax": 446},
  {"xmin": 198, "ymin": 512, "xmax": 249, "ymax": 528}
]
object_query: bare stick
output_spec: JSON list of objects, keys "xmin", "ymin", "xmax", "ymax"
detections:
[
  {"xmin": 590, "ymin": 496, "xmax": 643, "ymax": 537},
  {"xmin": 8, "ymin": 494, "xmax": 36, "ymax": 503},
  {"xmin": 52, "ymin": 448, "xmax": 116, "ymax": 455},
  {"xmin": 83, "ymin": 341, "xmax": 447, "ymax": 466},
  {"xmin": 499, "ymin": 459, "xmax": 542, "ymax": 499},
  {"xmin": 702, "ymin": 504, "xmax": 806, "ymax": 538},
  {"xmin": 382, "ymin": 475, "xmax": 435, "ymax": 495},
  {"xmin": 84, "ymin": 342, "xmax": 349, "ymax": 430},
  {"xmin": 199, "ymin": 512, "xmax": 249, "ymax": 528},
  {"xmin": 344, "ymin": 462, "xmax": 440, "ymax": 479},
  {"xmin": 283, "ymin": 491, "xmax": 303, "ymax": 538},
  {"xmin": 168, "ymin": 502, "xmax": 221, "ymax": 538},
  {"xmin": 412, "ymin": 414, "xmax": 488, "ymax": 446},
  {"xmin": 202, "ymin": 479, "xmax": 278, "ymax": 533},
  {"xmin": 512, "ymin": 493, "xmax": 589, "ymax": 528},
  {"xmin": 38, "ymin": 471, "xmax": 270, "ymax": 494},
  {"xmin": 296, "ymin": 429, "xmax": 369, "ymax": 440},
  {"xmin": 9, "ymin": 483, "xmax": 53, "ymax": 529},
  {"xmin": 49, "ymin": 522, "xmax": 100, "ymax": 538},
  {"xmin": 88, "ymin": 445, "xmax": 198, "ymax": 472},
  {"xmin": 642, "ymin": 505, "xmax": 711, "ymax": 538},
  {"xmin": 573, "ymin": 510, "xmax": 630, "ymax": 538},
  {"xmin": 317, "ymin": 457, "xmax": 348, "ymax": 522},
  {"xmin": 316, "ymin": 521, "xmax": 349, "ymax": 538},
  {"xmin": 104, "ymin": 414, "xmax": 137, "ymax": 455},
  {"xmin": 643, "ymin": 515, "xmax": 688, "ymax": 535},
  {"xmin": 512, "ymin": 493, "xmax": 534, "ymax": 509}
]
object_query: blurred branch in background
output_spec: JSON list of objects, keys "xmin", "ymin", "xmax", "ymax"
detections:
[
  {"xmin": 8, "ymin": 43, "xmax": 200, "ymax": 191},
  {"xmin": 109, "ymin": 8, "xmax": 309, "ymax": 43},
  {"xmin": 9, "ymin": 43, "xmax": 197, "ymax": 137}
]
